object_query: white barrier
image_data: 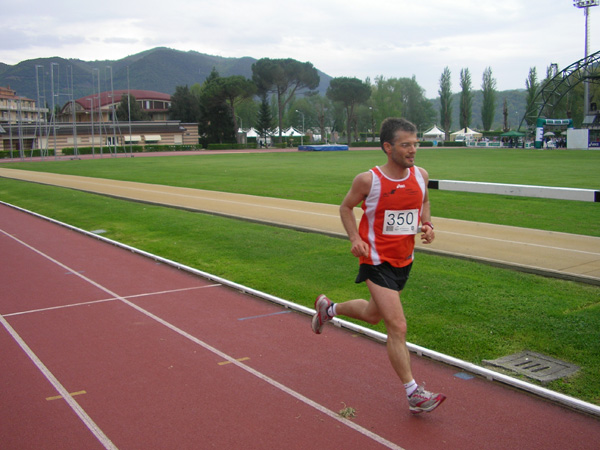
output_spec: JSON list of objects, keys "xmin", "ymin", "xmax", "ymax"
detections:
[{"xmin": 429, "ymin": 180, "xmax": 599, "ymax": 202}]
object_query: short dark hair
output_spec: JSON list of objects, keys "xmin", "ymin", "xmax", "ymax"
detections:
[{"xmin": 380, "ymin": 118, "xmax": 417, "ymax": 151}]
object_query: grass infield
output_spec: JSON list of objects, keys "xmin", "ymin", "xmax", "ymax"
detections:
[
  {"xmin": 2, "ymin": 148, "xmax": 599, "ymax": 236},
  {"xmin": 0, "ymin": 148, "xmax": 599, "ymax": 405}
]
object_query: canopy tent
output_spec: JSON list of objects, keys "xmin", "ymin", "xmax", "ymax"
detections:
[
  {"xmin": 422, "ymin": 125, "xmax": 445, "ymax": 141},
  {"xmin": 241, "ymin": 127, "xmax": 260, "ymax": 138},
  {"xmin": 450, "ymin": 127, "xmax": 482, "ymax": 141},
  {"xmin": 272, "ymin": 127, "xmax": 303, "ymax": 137}
]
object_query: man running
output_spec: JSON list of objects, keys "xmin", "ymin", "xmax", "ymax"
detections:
[{"xmin": 312, "ymin": 117, "xmax": 446, "ymax": 414}]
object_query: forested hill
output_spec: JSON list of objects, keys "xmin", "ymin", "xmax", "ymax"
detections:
[
  {"xmin": 0, "ymin": 47, "xmax": 332, "ymax": 102},
  {"xmin": 1, "ymin": 46, "xmax": 526, "ymax": 130}
]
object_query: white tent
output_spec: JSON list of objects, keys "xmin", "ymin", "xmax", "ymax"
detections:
[
  {"xmin": 450, "ymin": 127, "xmax": 482, "ymax": 141},
  {"xmin": 244, "ymin": 127, "xmax": 260, "ymax": 138},
  {"xmin": 273, "ymin": 127, "xmax": 303, "ymax": 137},
  {"xmin": 423, "ymin": 125, "xmax": 445, "ymax": 141}
]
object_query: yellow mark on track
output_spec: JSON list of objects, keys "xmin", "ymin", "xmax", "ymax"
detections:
[
  {"xmin": 218, "ymin": 357, "xmax": 250, "ymax": 366},
  {"xmin": 46, "ymin": 390, "xmax": 87, "ymax": 401}
]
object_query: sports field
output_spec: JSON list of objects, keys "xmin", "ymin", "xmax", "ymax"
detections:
[{"xmin": 0, "ymin": 147, "xmax": 599, "ymax": 405}]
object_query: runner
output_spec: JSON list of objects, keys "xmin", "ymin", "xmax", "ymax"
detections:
[{"xmin": 312, "ymin": 117, "xmax": 446, "ymax": 414}]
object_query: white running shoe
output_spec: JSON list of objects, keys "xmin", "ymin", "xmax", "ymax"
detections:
[
  {"xmin": 311, "ymin": 294, "xmax": 332, "ymax": 334},
  {"xmin": 408, "ymin": 385, "xmax": 446, "ymax": 414}
]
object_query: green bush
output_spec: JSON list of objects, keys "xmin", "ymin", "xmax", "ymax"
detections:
[
  {"xmin": 349, "ymin": 141, "xmax": 380, "ymax": 148},
  {"xmin": 0, "ymin": 149, "xmax": 56, "ymax": 159},
  {"xmin": 441, "ymin": 141, "xmax": 467, "ymax": 147},
  {"xmin": 206, "ymin": 143, "xmax": 251, "ymax": 150}
]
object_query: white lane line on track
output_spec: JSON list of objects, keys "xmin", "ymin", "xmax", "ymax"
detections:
[
  {"xmin": 2, "ymin": 285, "xmax": 221, "ymax": 317},
  {"xmin": 2, "ymin": 229, "xmax": 405, "ymax": 450},
  {"xmin": 0, "ymin": 317, "xmax": 118, "ymax": 450},
  {"xmin": 439, "ymin": 230, "xmax": 600, "ymax": 256}
]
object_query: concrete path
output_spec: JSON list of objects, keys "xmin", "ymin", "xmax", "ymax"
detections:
[{"xmin": 1, "ymin": 167, "xmax": 599, "ymax": 285}]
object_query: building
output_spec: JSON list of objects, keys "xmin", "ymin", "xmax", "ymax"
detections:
[
  {"xmin": 59, "ymin": 89, "xmax": 172, "ymax": 123},
  {"xmin": 1, "ymin": 87, "xmax": 201, "ymax": 155},
  {"xmin": 0, "ymin": 86, "xmax": 48, "ymax": 124},
  {"xmin": 1, "ymin": 121, "xmax": 199, "ymax": 155}
]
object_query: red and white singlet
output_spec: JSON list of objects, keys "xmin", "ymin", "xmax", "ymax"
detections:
[{"xmin": 358, "ymin": 166, "xmax": 426, "ymax": 267}]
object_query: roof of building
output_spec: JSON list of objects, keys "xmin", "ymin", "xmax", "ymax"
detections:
[{"xmin": 76, "ymin": 90, "xmax": 172, "ymax": 109}]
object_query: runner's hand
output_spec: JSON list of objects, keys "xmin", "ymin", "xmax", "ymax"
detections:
[
  {"xmin": 420, "ymin": 225, "xmax": 435, "ymax": 244},
  {"xmin": 351, "ymin": 239, "xmax": 370, "ymax": 258}
]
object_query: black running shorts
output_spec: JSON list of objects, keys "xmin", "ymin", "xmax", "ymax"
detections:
[{"xmin": 355, "ymin": 261, "xmax": 413, "ymax": 291}]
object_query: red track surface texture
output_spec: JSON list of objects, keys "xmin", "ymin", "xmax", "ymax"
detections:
[{"xmin": 1, "ymin": 203, "xmax": 599, "ymax": 449}]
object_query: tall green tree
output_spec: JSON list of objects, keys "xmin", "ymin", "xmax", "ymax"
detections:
[
  {"xmin": 306, "ymin": 94, "xmax": 333, "ymax": 143},
  {"xmin": 197, "ymin": 69, "xmax": 235, "ymax": 144},
  {"xmin": 371, "ymin": 75, "xmax": 404, "ymax": 123},
  {"xmin": 524, "ymin": 67, "xmax": 539, "ymax": 128},
  {"xmin": 481, "ymin": 67, "xmax": 497, "ymax": 131},
  {"xmin": 255, "ymin": 95, "xmax": 274, "ymax": 144},
  {"xmin": 205, "ymin": 75, "xmax": 256, "ymax": 142},
  {"xmin": 439, "ymin": 67, "xmax": 452, "ymax": 140},
  {"xmin": 326, "ymin": 77, "xmax": 371, "ymax": 143},
  {"xmin": 459, "ymin": 68, "xmax": 473, "ymax": 130},
  {"xmin": 252, "ymin": 58, "xmax": 320, "ymax": 143},
  {"xmin": 169, "ymin": 85, "xmax": 200, "ymax": 123}
]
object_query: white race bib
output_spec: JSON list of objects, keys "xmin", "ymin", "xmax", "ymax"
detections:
[{"xmin": 383, "ymin": 209, "xmax": 419, "ymax": 235}]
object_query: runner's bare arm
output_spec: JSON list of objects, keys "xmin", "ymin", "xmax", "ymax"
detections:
[
  {"xmin": 340, "ymin": 172, "xmax": 371, "ymax": 258},
  {"xmin": 418, "ymin": 167, "xmax": 435, "ymax": 244}
]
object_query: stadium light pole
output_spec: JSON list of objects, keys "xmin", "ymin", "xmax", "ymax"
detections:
[{"xmin": 573, "ymin": 0, "xmax": 599, "ymax": 117}]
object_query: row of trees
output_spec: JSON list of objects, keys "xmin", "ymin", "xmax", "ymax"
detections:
[
  {"xmin": 167, "ymin": 57, "xmax": 436, "ymax": 145},
  {"xmin": 439, "ymin": 63, "xmax": 598, "ymax": 139},
  {"xmin": 438, "ymin": 66, "xmax": 498, "ymax": 140},
  {"xmin": 167, "ymin": 57, "xmax": 596, "ymax": 145}
]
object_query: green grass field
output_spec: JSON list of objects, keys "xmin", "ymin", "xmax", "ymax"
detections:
[
  {"xmin": 1, "ymin": 147, "xmax": 599, "ymax": 405},
  {"xmin": 3, "ymin": 148, "xmax": 599, "ymax": 235}
]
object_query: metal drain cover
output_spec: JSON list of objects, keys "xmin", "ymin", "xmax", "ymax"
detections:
[{"xmin": 483, "ymin": 351, "xmax": 580, "ymax": 384}]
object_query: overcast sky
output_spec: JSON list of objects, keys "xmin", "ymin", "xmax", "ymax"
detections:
[{"xmin": 1, "ymin": 0, "xmax": 598, "ymax": 98}]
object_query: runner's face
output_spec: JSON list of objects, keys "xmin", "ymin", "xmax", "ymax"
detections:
[{"xmin": 388, "ymin": 131, "xmax": 419, "ymax": 168}]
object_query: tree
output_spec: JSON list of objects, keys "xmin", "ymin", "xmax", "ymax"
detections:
[
  {"xmin": 481, "ymin": 67, "xmax": 497, "ymax": 131},
  {"xmin": 169, "ymin": 85, "xmax": 200, "ymax": 123},
  {"xmin": 169, "ymin": 86, "xmax": 199, "ymax": 123},
  {"xmin": 197, "ymin": 69, "xmax": 235, "ymax": 144},
  {"xmin": 252, "ymin": 58, "xmax": 320, "ymax": 143},
  {"xmin": 116, "ymin": 94, "xmax": 149, "ymax": 122},
  {"xmin": 255, "ymin": 95, "xmax": 274, "ymax": 144},
  {"xmin": 439, "ymin": 67, "xmax": 452, "ymax": 140},
  {"xmin": 524, "ymin": 67, "xmax": 539, "ymax": 128},
  {"xmin": 459, "ymin": 68, "xmax": 473, "ymax": 130},
  {"xmin": 204, "ymin": 75, "xmax": 256, "ymax": 142},
  {"xmin": 370, "ymin": 76, "xmax": 435, "ymax": 133},
  {"xmin": 326, "ymin": 77, "xmax": 371, "ymax": 144},
  {"xmin": 503, "ymin": 98, "xmax": 509, "ymax": 132},
  {"xmin": 305, "ymin": 94, "xmax": 333, "ymax": 143}
]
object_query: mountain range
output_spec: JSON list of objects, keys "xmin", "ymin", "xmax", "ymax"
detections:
[
  {"xmin": 0, "ymin": 47, "xmax": 331, "ymax": 104},
  {"xmin": 0, "ymin": 46, "xmax": 525, "ymax": 130}
]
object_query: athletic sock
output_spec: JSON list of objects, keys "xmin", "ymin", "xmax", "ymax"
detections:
[
  {"xmin": 404, "ymin": 380, "xmax": 418, "ymax": 398},
  {"xmin": 327, "ymin": 303, "xmax": 337, "ymax": 318}
]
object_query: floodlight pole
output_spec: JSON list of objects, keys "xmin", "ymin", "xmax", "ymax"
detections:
[{"xmin": 574, "ymin": 0, "xmax": 599, "ymax": 116}]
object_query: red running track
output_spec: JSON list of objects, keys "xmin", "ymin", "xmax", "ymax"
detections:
[{"xmin": 1, "ymin": 203, "xmax": 599, "ymax": 449}]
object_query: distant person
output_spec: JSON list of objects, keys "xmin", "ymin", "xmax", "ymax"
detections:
[{"xmin": 312, "ymin": 117, "xmax": 446, "ymax": 414}]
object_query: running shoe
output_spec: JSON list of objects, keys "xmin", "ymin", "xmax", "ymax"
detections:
[
  {"xmin": 311, "ymin": 294, "xmax": 332, "ymax": 334},
  {"xmin": 408, "ymin": 385, "xmax": 446, "ymax": 414}
]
